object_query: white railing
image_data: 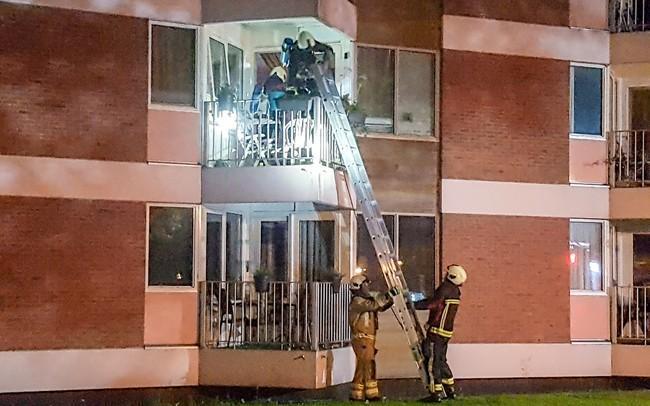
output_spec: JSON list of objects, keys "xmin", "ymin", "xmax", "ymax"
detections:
[
  {"xmin": 203, "ymin": 97, "xmax": 342, "ymax": 169},
  {"xmin": 610, "ymin": 0, "xmax": 650, "ymax": 32},
  {"xmin": 614, "ymin": 286, "xmax": 649, "ymax": 345},
  {"xmin": 610, "ymin": 130, "xmax": 650, "ymax": 187},
  {"xmin": 201, "ymin": 281, "xmax": 351, "ymax": 350}
]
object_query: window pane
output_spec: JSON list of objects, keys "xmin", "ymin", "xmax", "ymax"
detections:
[
  {"xmin": 356, "ymin": 214, "xmax": 394, "ymax": 290},
  {"xmin": 396, "ymin": 52, "xmax": 434, "ymax": 136},
  {"xmin": 572, "ymin": 66, "xmax": 602, "ymax": 136},
  {"xmin": 357, "ymin": 47, "xmax": 395, "ymax": 133},
  {"xmin": 633, "ymin": 234, "xmax": 650, "ymax": 286},
  {"xmin": 300, "ymin": 220, "xmax": 336, "ymax": 281},
  {"xmin": 148, "ymin": 207, "xmax": 194, "ymax": 286},
  {"xmin": 398, "ymin": 216, "xmax": 435, "ymax": 296},
  {"xmin": 226, "ymin": 213, "xmax": 242, "ymax": 281},
  {"xmin": 209, "ymin": 39, "xmax": 227, "ymax": 99},
  {"xmin": 570, "ymin": 222, "xmax": 603, "ymax": 291},
  {"xmin": 206, "ymin": 213, "xmax": 222, "ymax": 282},
  {"xmin": 631, "ymin": 87, "xmax": 650, "ymax": 130},
  {"xmin": 260, "ymin": 220, "xmax": 288, "ymax": 281},
  {"xmin": 227, "ymin": 45, "xmax": 244, "ymax": 100},
  {"xmin": 151, "ymin": 26, "xmax": 196, "ymax": 106}
]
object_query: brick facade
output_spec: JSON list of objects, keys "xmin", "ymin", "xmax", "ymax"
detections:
[
  {"xmin": 441, "ymin": 50, "xmax": 569, "ymax": 184},
  {"xmin": 0, "ymin": 197, "xmax": 146, "ymax": 350},
  {"xmin": 0, "ymin": 3, "xmax": 148, "ymax": 162},
  {"xmin": 355, "ymin": 0, "xmax": 442, "ymax": 49},
  {"xmin": 442, "ymin": 214, "xmax": 570, "ymax": 343},
  {"xmin": 443, "ymin": 0, "xmax": 569, "ymax": 26}
]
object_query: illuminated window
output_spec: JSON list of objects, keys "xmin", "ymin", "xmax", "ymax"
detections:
[{"xmin": 570, "ymin": 221, "xmax": 603, "ymax": 291}]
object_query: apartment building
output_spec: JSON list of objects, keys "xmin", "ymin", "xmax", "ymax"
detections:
[{"xmin": 0, "ymin": 0, "xmax": 649, "ymax": 395}]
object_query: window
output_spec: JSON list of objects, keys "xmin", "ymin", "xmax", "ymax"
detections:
[
  {"xmin": 226, "ymin": 213, "xmax": 242, "ymax": 281},
  {"xmin": 260, "ymin": 220, "xmax": 289, "ymax": 281},
  {"xmin": 205, "ymin": 213, "xmax": 222, "ymax": 282},
  {"xmin": 357, "ymin": 214, "xmax": 435, "ymax": 295},
  {"xmin": 208, "ymin": 39, "xmax": 243, "ymax": 101},
  {"xmin": 357, "ymin": 46, "xmax": 435, "ymax": 136},
  {"xmin": 631, "ymin": 87, "xmax": 650, "ymax": 130},
  {"xmin": 151, "ymin": 25, "xmax": 196, "ymax": 107},
  {"xmin": 570, "ymin": 221, "xmax": 603, "ymax": 291},
  {"xmin": 571, "ymin": 65, "xmax": 603, "ymax": 137},
  {"xmin": 299, "ymin": 220, "xmax": 336, "ymax": 281},
  {"xmin": 148, "ymin": 206, "xmax": 195, "ymax": 286}
]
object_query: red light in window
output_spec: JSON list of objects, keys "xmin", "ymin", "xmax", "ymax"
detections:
[{"xmin": 570, "ymin": 253, "xmax": 576, "ymax": 264}]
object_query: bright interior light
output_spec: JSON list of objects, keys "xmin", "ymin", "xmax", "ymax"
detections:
[
  {"xmin": 217, "ymin": 111, "xmax": 237, "ymax": 131},
  {"xmin": 570, "ymin": 253, "xmax": 576, "ymax": 264},
  {"xmin": 589, "ymin": 261, "xmax": 601, "ymax": 274},
  {"xmin": 354, "ymin": 267, "xmax": 365, "ymax": 275}
]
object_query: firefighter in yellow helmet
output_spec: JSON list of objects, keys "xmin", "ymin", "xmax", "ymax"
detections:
[
  {"xmin": 348, "ymin": 272, "xmax": 396, "ymax": 401},
  {"xmin": 415, "ymin": 264, "xmax": 467, "ymax": 403}
]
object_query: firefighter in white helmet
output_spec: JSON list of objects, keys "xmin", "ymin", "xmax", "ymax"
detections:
[
  {"xmin": 415, "ymin": 264, "xmax": 467, "ymax": 403},
  {"xmin": 348, "ymin": 271, "xmax": 396, "ymax": 401},
  {"xmin": 286, "ymin": 31, "xmax": 335, "ymax": 95}
]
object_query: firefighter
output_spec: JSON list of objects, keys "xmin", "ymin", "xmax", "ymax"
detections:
[
  {"xmin": 286, "ymin": 31, "xmax": 334, "ymax": 95},
  {"xmin": 348, "ymin": 272, "xmax": 396, "ymax": 401},
  {"xmin": 415, "ymin": 264, "xmax": 467, "ymax": 403}
]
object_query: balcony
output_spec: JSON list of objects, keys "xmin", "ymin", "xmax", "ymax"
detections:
[
  {"xmin": 610, "ymin": 0, "xmax": 650, "ymax": 32},
  {"xmin": 614, "ymin": 285, "xmax": 649, "ymax": 345},
  {"xmin": 610, "ymin": 130, "xmax": 650, "ymax": 187},
  {"xmin": 199, "ymin": 281, "xmax": 354, "ymax": 388}
]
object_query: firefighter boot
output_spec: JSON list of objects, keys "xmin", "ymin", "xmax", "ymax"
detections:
[
  {"xmin": 443, "ymin": 384, "xmax": 457, "ymax": 400},
  {"xmin": 421, "ymin": 392, "xmax": 443, "ymax": 403}
]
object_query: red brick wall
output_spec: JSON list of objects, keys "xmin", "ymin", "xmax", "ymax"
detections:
[
  {"xmin": 441, "ymin": 50, "xmax": 569, "ymax": 184},
  {"xmin": 443, "ymin": 0, "xmax": 569, "ymax": 26},
  {"xmin": 442, "ymin": 214, "xmax": 570, "ymax": 343},
  {"xmin": 356, "ymin": 0, "xmax": 442, "ymax": 49},
  {"xmin": 0, "ymin": 3, "xmax": 148, "ymax": 162},
  {"xmin": 0, "ymin": 197, "xmax": 146, "ymax": 350}
]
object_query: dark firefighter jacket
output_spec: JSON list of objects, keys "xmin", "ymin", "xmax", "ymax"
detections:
[
  {"xmin": 415, "ymin": 280, "xmax": 461, "ymax": 339},
  {"xmin": 348, "ymin": 292, "xmax": 393, "ymax": 338}
]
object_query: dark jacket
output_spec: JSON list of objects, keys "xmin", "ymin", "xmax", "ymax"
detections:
[
  {"xmin": 415, "ymin": 280, "xmax": 461, "ymax": 339},
  {"xmin": 263, "ymin": 74, "xmax": 285, "ymax": 93}
]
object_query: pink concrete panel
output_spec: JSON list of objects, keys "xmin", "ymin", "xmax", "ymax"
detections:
[
  {"xmin": 570, "ymin": 0, "xmax": 609, "ymax": 30},
  {"xmin": 0, "ymin": 155, "xmax": 201, "ymax": 203},
  {"xmin": 612, "ymin": 345, "xmax": 650, "ymax": 377},
  {"xmin": 611, "ymin": 32, "xmax": 650, "ymax": 64},
  {"xmin": 442, "ymin": 179, "xmax": 609, "ymax": 219},
  {"xmin": 570, "ymin": 138, "xmax": 608, "ymax": 185},
  {"xmin": 0, "ymin": 347, "xmax": 198, "ymax": 393},
  {"xmin": 144, "ymin": 292, "xmax": 199, "ymax": 346},
  {"xmin": 318, "ymin": 0, "xmax": 357, "ymax": 38},
  {"xmin": 148, "ymin": 109, "xmax": 201, "ymax": 164},
  {"xmin": 443, "ymin": 15, "xmax": 610, "ymax": 64},
  {"xmin": 610, "ymin": 188, "xmax": 650, "ymax": 219},
  {"xmin": 570, "ymin": 294, "xmax": 610, "ymax": 341},
  {"xmin": 6, "ymin": 0, "xmax": 201, "ymax": 23}
]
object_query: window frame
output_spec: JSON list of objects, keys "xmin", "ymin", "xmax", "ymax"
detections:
[
  {"xmin": 569, "ymin": 219, "xmax": 609, "ymax": 295},
  {"xmin": 149, "ymin": 21, "xmax": 200, "ymax": 111},
  {"xmin": 570, "ymin": 62, "xmax": 606, "ymax": 140},
  {"xmin": 206, "ymin": 35, "xmax": 245, "ymax": 102},
  {"xmin": 355, "ymin": 43, "xmax": 440, "ymax": 141},
  {"xmin": 145, "ymin": 203, "xmax": 201, "ymax": 292}
]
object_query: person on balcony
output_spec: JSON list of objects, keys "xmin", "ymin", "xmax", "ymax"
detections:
[
  {"xmin": 286, "ymin": 31, "xmax": 334, "ymax": 96},
  {"xmin": 263, "ymin": 66, "xmax": 287, "ymax": 114},
  {"xmin": 348, "ymin": 272, "xmax": 396, "ymax": 402},
  {"xmin": 415, "ymin": 264, "xmax": 467, "ymax": 403}
]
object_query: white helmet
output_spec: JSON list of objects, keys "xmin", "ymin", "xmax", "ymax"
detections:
[
  {"xmin": 446, "ymin": 264, "xmax": 467, "ymax": 286},
  {"xmin": 270, "ymin": 66, "xmax": 287, "ymax": 82},
  {"xmin": 350, "ymin": 273, "xmax": 368, "ymax": 291},
  {"xmin": 297, "ymin": 31, "xmax": 316, "ymax": 50}
]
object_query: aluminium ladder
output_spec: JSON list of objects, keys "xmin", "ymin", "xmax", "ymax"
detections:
[{"xmin": 309, "ymin": 63, "xmax": 430, "ymax": 390}]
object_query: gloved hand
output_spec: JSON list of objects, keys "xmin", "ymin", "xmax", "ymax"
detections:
[{"xmin": 388, "ymin": 287, "xmax": 400, "ymax": 297}]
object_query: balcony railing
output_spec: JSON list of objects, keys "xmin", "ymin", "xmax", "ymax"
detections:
[
  {"xmin": 201, "ymin": 281, "xmax": 351, "ymax": 351},
  {"xmin": 615, "ymin": 285, "xmax": 650, "ymax": 345},
  {"xmin": 610, "ymin": 130, "xmax": 650, "ymax": 187},
  {"xmin": 610, "ymin": 0, "xmax": 650, "ymax": 32},
  {"xmin": 203, "ymin": 97, "xmax": 343, "ymax": 169}
]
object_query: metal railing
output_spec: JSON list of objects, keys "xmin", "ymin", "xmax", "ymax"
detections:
[
  {"xmin": 201, "ymin": 281, "xmax": 351, "ymax": 351},
  {"xmin": 203, "ymin": 97, "xmax": 343, "ymax": 169},
  {"xmin": 610, "ymin": 130, "xmax": 650, "ymax": 187},
  {"xmin": 610, "ymin": 0, "xmax": 650, "ymax": 32},
  {"xmin": 615, "ymin": 286, "xmax": 649, "ymax": 345}
]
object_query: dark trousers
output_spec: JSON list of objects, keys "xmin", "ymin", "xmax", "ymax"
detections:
[{"xmin": 425, "ymin": 334, "xmax": 454, "ymax": 393}]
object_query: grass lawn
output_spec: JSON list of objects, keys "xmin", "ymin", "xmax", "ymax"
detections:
[{"xmin": 147, "ymin": 391, "xmax": 650, "ymax": 406}]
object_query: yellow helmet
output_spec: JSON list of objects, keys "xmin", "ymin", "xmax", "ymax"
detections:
[
  {"xmin": 447, "ymin": 264, "xmax": 467, "ymax": 286},
  {"xmin": 270, "ymin": 66, "xmax": 287, "ymax": 82},
  {"xmin": 350, "ymin": 273, "xmax": 368, "ymax": 291}
]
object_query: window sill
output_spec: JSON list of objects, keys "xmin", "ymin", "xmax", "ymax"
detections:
[
  {"xmin": 570, "ymin": 290, "xmax": 608, "ymax": 296},
  {"xmin": 149, "ymin": 103, "xmax": 200, "ymax": 113},
  {"xmin": 570, "ymin": 134, "xmax": 606, "ymax": 141},
  {"xmin": 146, "ymin": 285, "xmax": 198, "ymax": 293},
  {"xmin": 357, "ymin": 132, "xmax": 438, "ymax": 142}
]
